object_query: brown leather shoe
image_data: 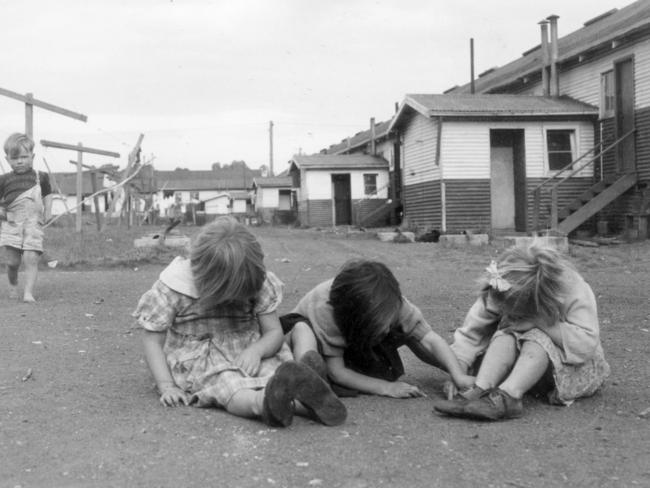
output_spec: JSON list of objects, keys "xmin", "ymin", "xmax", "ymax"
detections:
[{"xmin": 462, "ymin": 388, "xmax": 524, "ymax": 421}]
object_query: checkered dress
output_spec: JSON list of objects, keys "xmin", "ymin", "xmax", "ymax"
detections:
[{"xmin": 134, "ymin": 266, "xmax": 292, "ymax": 408}]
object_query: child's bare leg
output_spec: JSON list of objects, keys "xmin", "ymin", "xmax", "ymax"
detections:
[
  {"xmin": 474, "ymin": 334, "xmax": 518, "ymax": 391},
  {"xmin": 22, "ymin": 250, "xmax": 39, "ymax": 302},
  {"xmin": 289, "ymin": 321, "xmax": 318, "ymax": 360},
  {"xmin": 5, "ymin": 247, "xmax": 21, "ymax": 299},
  {"xmin": 226, "ymin": 388, "xmax": 265, "ymax": 418},
  {"xmin": 498, "ymin": 341, "xmax": 549, "ymax": 399}
]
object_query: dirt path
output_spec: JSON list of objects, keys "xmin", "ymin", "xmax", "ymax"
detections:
[{"xmin": 1, "ymin": 228, "xmax": 649, "ymax": 487}]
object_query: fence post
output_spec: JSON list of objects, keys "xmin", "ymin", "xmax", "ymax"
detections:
[{"xmin": 550, "ymin": 187, "xmax": 558, "ymax": 232}]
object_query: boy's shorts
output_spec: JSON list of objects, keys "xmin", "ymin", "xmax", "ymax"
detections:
[{"xmin": 0, "ymin": 220, "xmax": 44, "ymax": 252}]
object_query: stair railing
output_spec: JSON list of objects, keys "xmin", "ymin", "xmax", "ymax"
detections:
[{"xmin": 532, "ymin": 128, "xmax": 636, "ymax": 232}]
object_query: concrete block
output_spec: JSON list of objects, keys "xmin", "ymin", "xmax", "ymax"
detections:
[
  {"xmin": 376, "ymin": 231, "xmax": 415, "ymax": 243},
  {"xmin": 501, "ymin": 235, "xmax": 569, "ymax": 254},
  {"xmin": 439, "ymin": 234, "xmax": 489, "ymax": 247}
]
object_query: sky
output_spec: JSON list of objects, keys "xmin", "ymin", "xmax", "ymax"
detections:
[{"xmin": 0, "ymin": 0, "xmax": 628, "ymax": 175}]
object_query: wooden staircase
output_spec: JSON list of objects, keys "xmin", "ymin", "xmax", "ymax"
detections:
[
  {"xmin": 555, "ymin": 173, "xmax": 637, "ymax": 235},
  {"xmin": 532, "ymin": 128, "xmax": 636, "ymax": 236}
]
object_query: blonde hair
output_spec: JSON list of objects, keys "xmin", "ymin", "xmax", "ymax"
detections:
[
  {"xmin": 480, "ymin": 243, "xmax": 574, "ymax": 325},
  {"xmin": 4, "ymin": 133, "xmax": 35, "ymax": 159},
  {"xmin": 190, "ymin": 217, "xmax": 265, "ymax": 311}
]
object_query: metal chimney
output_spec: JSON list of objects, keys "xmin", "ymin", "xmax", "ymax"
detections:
[
  {"xmin": 370, "ymin": 117, "xmax": 376, "ymax": 155},
  {"xmin": 547, "ymin": 14, "xmax": 560, "ymax": 97},
  {"xmin": 539, "ymin": 20, "xmax": 550, "ymax": 96}
]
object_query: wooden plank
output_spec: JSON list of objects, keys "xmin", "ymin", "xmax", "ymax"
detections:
[
  {"xmin": 0, "ymin": 87, "xmax": 87, "ymax": 122},
  {"xmin": 41, "ymin": 139, "xmax": 119, "ymax": 158},
  {"xmin": 76, "ymin": 144, "xmax": 83, "ymax": 233},
  {"xmin": 25, "ymin": 93, "xmax": 34, "ymax": 138}
]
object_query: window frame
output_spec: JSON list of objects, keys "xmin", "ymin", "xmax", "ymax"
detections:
[
  {"xmin": 363, "ymin": 173, "xmax": 378, "ymax": 196},
  {"xmin": 545, "ymin": 127, "xmax": 577, "ymax": 174},
  {"xmin": 600, "ymin": 69, "xmax": 615, "ymax": 119}
]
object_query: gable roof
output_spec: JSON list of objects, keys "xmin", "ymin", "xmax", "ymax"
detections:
[
  {"xmin": 392, "ymin": 94, "xmax": 597, "ymax": 128},
  {"xmin": 252, "ymin": 176, "xmax": 293, "ymax": 188},
  {"xmin": 290, "ymin": 154, "xmax": 389, "ymax": 170},
  {"xmin": 323, "ymin": 119, "xmax": 393, "ymax": 154},
  {"xmin": 50, "ymin": 172, "xmax": 101, "ymax": 194},
  {"xmin": 154, "ymin": 166, "xmax": 262, "ymax": 191},
  {"xmin": 450, "ymin": 1, "xmax": 650, "ymax": 94}
]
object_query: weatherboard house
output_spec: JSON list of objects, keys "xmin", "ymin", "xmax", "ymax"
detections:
[
  {"xmin": 440, "ymin": 2, "xmax": 650, "ymax": 238},
  {"xmin": 288, "ymin": 153, "xmax": 390, "ymax": 228},
  {"xmin": 390, "ymin": 94, "xmax": 599, "ymax": 235}
]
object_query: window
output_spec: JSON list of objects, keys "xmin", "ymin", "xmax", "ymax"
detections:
[
  {"xmin": 363, "ymin": 174, "xmax": 377, "ymax": 195},
  {"xmin": 546, "ymin": 129, "xmax": 576, "ymax": 171},
  {"xmin": 600, "ymin": 70, "xmax": 615, "ymax": 118}
]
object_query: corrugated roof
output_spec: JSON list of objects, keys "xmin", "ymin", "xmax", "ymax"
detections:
[
  {"xmin": 50, "ymin": 172, "xmax": 101, "ymax": 194},
  {"xmin": 451, "ymin": 1, "xmax": 650, "ymax": 94},
  {"xmin": 290, "ymin": 154, "xmax": 389, "ymax": 170},
  {"xmin": 405, "ymin": 94, "xmax": 598, "ymax": 116},
  {"xmin": 253, "ymin": 176, "xmax": 293, "ymax": 188},
  {"xmin": 324, "ymin": 119, "xmax": 393, "ymax": 154},
  {"xmin": 154, "ymin": 165, "xmax": 262, "ymax": 191}
]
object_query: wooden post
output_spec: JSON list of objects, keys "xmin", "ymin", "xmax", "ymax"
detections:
[
  {"xmin": 76, "ymin": 143, "xmax": 83, "ymax": 233},
  {"xmin": 25, "ymin": 93, "xmax": 34, "ymax": 138},
  {"xmin": 90, "ymin": 169, "xmax": 102, "ymax": 231}
]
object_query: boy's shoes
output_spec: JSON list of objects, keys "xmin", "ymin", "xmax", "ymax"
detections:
[
  {"xmin": 434, "ymin": 388, "xmax": 523, "ymax": 421},
  {"xmin": 263, "ymin": 361, "xmax": 347, "ymax": 427},
  {"xmin": 299, "ymin": 351, "xmax": 328, "ymax": 380},
  {"xmin": 433, "ymin": 386, "xmax": 485, "ymax": 417}
]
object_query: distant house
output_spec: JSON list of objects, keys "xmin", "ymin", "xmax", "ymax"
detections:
[
  {"xmin": 445, "ymin": 2, "xmax": 650, "ymax": 237},
  {"xmin": 252, "ymin": 176, "xmax": 295, "ymax": 224},
  {"xmin": 49, "ymin": 171, "xmax": 109, "ymax": 215},
  {"xmin": 390, "ymin": 94, "xmax": 598, "ymax": 234},
  {"xmin": 322, "ymin": 118, "xmax": 402, "ymax": 225},
  {"xmin": 154, "ymin": 162, "xmax": 260, "ymax": 220},
  {"xmin": 288, "ymin": 154, "xmax": 390, "ymax": 227}
]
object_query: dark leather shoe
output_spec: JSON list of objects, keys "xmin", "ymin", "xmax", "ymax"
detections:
[{"xmin": 462, "ymin": 388, "xmax": 524, "ymax": 420}]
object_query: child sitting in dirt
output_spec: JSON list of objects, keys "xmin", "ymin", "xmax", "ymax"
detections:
[
  {"xmin": 281, "ymin": 259, "xmax": 475, "ymax": 398},
  {"xmin": 0, "ymin": 133, "xmax": 52, "ymax": 302},
  {"xmin": 433, "ymin": 243, "xmax": 610, "ymax": 421},
  {"xmin": 134, "ymin": 217, "xmax": 346, "ymax": 427}
]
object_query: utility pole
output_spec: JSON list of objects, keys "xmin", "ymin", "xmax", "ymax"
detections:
[{"xmin": 269, "ymin": 120, "xmax": 274, "ymax": 176}]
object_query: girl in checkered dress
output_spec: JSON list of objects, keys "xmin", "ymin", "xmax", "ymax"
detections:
[{"xmin": 134, "ymin": 217, "xmax": 346, "ymax": 427}]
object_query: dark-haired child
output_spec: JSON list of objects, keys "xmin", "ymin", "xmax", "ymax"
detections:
[
  {"xmin": 282, "ymin": 259, "xmax": 475, "ymax": 398},
  {"xmin": 134, "ymin": 217, "xmax": 346, "ymax": 427},
  {"xmin": 434, "ymin": 243, "xmax": 610, "ymax": 421}
]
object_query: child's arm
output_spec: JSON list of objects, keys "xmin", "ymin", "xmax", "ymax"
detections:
[
  {"xmin": 407, "ymin": 331, "xmax": 475, "ymax": 389},
  {"xmin": 235, "ymin": 311, "xmax": 285, "ymax": 376},
  {"xmin": 325, "ymin": 356, "xmax": 424, "ymax": 398},
  {"xmin": 42, "ymin": 193, "xmax": 53, "ymax": 223},
  {"xmin": 142, "ymin": 330, "xmax": 189, "ymax": 407}
]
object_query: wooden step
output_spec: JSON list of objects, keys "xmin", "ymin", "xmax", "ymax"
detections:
[{"xmin": 557, "ymin": 173, "xmax": 637, "ymax": 235}]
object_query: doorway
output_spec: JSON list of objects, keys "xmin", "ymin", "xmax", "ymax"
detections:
[
  {"xmin": 332, "ymin": 174, "xmax": 351, "ymax": 225},
  {"xmin": 490, "ymin": 129, "xmax": 526, "ymax": 232},
  {"xmin": 615, "ymin": 57, "xmax": 635, "ymax": 173}
]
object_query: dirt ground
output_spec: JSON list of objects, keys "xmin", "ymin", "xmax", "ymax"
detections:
[{"xmin": 1, "ymin": 227, "xmax": 649, "ymax": 488}]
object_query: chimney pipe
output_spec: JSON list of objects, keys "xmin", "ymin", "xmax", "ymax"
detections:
[
  {"xmin": 370, "ymin": 117, "xmax": 376, "ymax": 156},
  {"xmin": 470, "ymin": 38, "xmax": 475, "ymax": 94},
  {"xmin": 547, "ymin": 14, "xmax": 560, "ymax": 97},
  {"xmin": 539, "ymin": 20, "xmax": 550, "ymax": 96}
]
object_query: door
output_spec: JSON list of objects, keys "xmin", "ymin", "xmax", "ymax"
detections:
[
  {"xmin": 615, "ymin": 57, "xmax": 635, "ymax": 173},
  {"xmin": 332, "ymin": 174, "xmax": 351, "ymax": 225},
  {"xmin": 490, "ymin": 130, "xmax": 526, "ymax": 231}
]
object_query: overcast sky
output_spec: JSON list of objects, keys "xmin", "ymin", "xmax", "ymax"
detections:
[{"xmin": 0, "ymin": 0, "xmax": 626, "ymax": 175}]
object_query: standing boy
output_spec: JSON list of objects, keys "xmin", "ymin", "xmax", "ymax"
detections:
[{"xmin": 0, "ymin": 133, "xmax": 52, "ymax": 302}]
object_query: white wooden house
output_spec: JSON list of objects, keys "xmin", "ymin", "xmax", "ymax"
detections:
[
  {"xmin": 288, "ymin": 154, "xmax": 390, "ymax": 227},
  {"xmin": 49, "ymin": 172, "xmax": 109, "ymax": 215},
  {"xmin": 389, "ymin": 94, "xmax": 598, "ymax": 234},
  {"xmin": 446, "ymin": 2, "xmax": 650, "ymax": 237},
  {"xmin": 252, "ymin": 176, "xmax": 295, "ymax": 224}
]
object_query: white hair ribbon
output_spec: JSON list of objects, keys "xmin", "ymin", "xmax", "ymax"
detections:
[{"xmin": 486, "ymin": 260, "xmax": 512, "ymax": 292}]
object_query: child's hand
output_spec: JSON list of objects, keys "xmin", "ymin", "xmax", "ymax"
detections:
[
  {"xmin": 383, "ymin": 381, "xmax": 425, "ymax": 398},
  {"xmin": 235, "ymin": 348, "xmax": 262, "ymax": 376},
  {"xmin": 159, "ymin": 384, "xmax": 189, "ymax": 407},
  {"xmin": 452, "ymin": 373, "xmax": 476, "ymax": 391}
]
